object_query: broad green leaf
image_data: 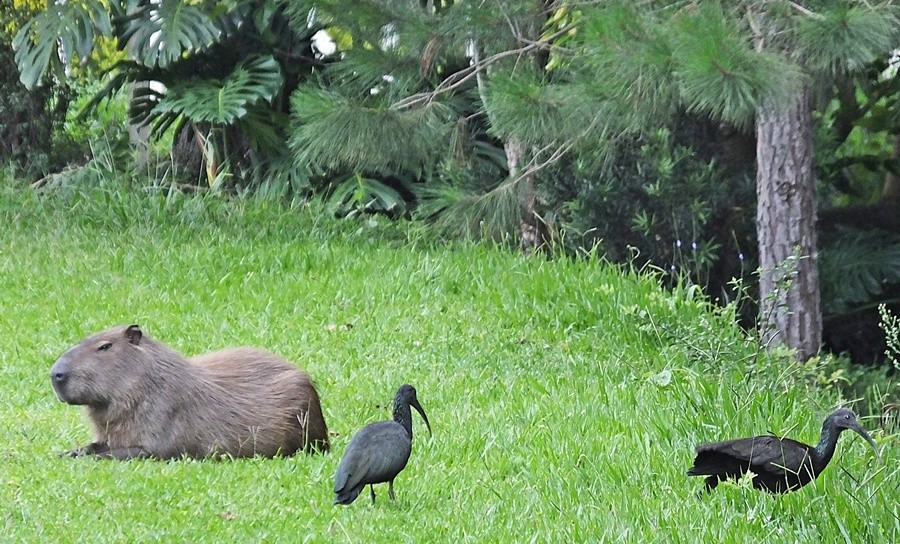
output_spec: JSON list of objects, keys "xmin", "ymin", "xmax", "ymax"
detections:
[
  {"xmin": 820, "ymin": 228, "xmax": 900, "ymax": 313},
  {"xmin": 12, "ymin": 0, "xmax": 110, "ymax": 89},
  {"xmin": 327, "ymin": 173, "xmax": 407, "ymax": 217},
  {"xmin": 119, "ymin": 1, "xmax": 222, "ymax": 68},
  {"xmin": 151, "ymin": 55, "xmax": 284, "ymax": 125}
]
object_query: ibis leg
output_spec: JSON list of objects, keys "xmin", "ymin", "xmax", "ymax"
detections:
[
  {"xmin": 388, "ymin": 480, "xmax": 396, "ymax": 501},
  {"xmin": 369, "ymin": 484, "xmax": 376, "ymax": 505}
]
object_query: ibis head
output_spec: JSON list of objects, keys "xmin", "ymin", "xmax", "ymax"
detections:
[
  {"xmin": 394, "ymin": 384, "xmax": 431, "ymax": 439},
  {"xmin": 825, "ymin": 408, "xmax": 878, "ymax": 458}
]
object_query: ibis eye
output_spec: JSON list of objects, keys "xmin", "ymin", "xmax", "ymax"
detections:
[
  {"xmin": 98, "ymin": 342, "xmax": 112, "ymax": 352},
  {"xmin": 844, "ymin": 414, "xmax": 851, "ymax": 420}
]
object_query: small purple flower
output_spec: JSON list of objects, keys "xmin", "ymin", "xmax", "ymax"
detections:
[
  {"xmin": 691, "ymin": 242, "xmax": 697, "ymax": 251},
  {"xmin": 676, "ymin": 239, "xmax": 682, "ymax": 248},
  {"xmin": 738, "ymin": 253, "xmax": 744, "ymax": 262},
  {"xmin": 670, "ymin": 264, "xmax": 676, "ymax": 272}
]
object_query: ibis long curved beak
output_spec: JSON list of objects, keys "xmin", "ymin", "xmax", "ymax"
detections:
[
  {"xmin": 850, "ymin": 422, "xmax": 880, "ymax": 459},
  {"xmin": 410, "ymin": 397, "xmax": 432, "ymax": 437}
]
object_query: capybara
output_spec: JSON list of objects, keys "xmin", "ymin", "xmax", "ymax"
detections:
[{"xmin": 50, "ymin": 324, "xmax": 329, "ymax": 459}]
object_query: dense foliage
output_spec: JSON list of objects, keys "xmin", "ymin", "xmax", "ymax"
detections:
[
  {"xmin": 0, "ymin": 0, "xmax": 54, "ymax": 177},
  {"xmin": 545, "ymin": 127, "xmax": 757, "ymax": 300},
  {"xmin": 6, "ymin": 0, "xmax": 900, "ymax": 362}
]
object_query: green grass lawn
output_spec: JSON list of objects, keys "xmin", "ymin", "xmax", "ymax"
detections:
[{"xmin": 0, "ymin": 186, "xmax": 896, "ymax": 543}]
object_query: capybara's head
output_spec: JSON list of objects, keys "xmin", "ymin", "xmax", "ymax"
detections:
[{"xmin": 50, "ymin": 324, "xmax": 150, "ymax": 406}]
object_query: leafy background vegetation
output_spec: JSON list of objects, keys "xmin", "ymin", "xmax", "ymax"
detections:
[
  {"xmin": 0, "ymin": 185, "xmax": 897, "ymax": 542},
  {"xmin": 6, "ymin": 0, "xmax": 899, "ymax": 364}
]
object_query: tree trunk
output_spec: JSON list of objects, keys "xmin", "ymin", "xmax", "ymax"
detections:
[
  {"xmin": 755, "ymin": 85, "xmax": 821, "ymax": 361},
  {"xmin": 504, "ymin": 138, "xmax": 548, "ymax": 253},
  {"xmin": 514, "ymin": 0, "xmax": 554, "ymax": 254},
  {"xmin": 519, "ymin": 166, "xmax": 547, "ymax": 254},
  {"xmin": 471, "ymin": 28, "xmax": 548, "ymax": 253}
]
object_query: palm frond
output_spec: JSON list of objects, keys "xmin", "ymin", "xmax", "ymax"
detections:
[
  {"xmin": 820, "ymin": 227, "xmax": 900, "ymax": 314},
  {"xmin": 151, "ymin": 55, "xmax": 283, "ymax": 125},
  {"xmin": 13, "ymin": 0, "xmax": 110, "ymax": 89},
  {"xmin": 250, "ymin": 150, "xmax": 312, "ymax": 199},
  {"xmin": 235, "ymin": 109, "xmax": 289, "ymax": 156},
  {"xmin": 117, "ymin": 1, "xmax": 236, "ymax": 68},
  {"xmin": 327, "ymin": 173, "xmax": 407, "ymax": 217}
]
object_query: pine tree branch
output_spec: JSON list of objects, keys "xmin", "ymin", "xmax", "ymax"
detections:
[
  {"xmin": 390, "ymin": 23, "xmax": 575, "ymax": 111},
  {"xmin": 788, "ymin": 2, "xmax": 826, "ymax": 20},
  {"xmin": 497, "ymin": 3, "xmax": 521, "ymax": 44},
  {"xmin": 508, "ymin": 139, "xmax": 573, "ymax": 187},
  {"xmin": 470, "ymin": 39, "xmax": 490, "ymax": 118},
  {"xmin": 507, "ymin": 111, "xmax": 607, "ymax": 190},
  {"xmin": 745, "ymin": 7, "xmax": 765, "ymax": 52}
]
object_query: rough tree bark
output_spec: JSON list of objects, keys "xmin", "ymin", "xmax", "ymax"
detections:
[
  {"xmin": 504, "ymin": 138, "xmax": 549, "ymax": 253},
  {"xmin": 755, "ymin": 84, "xmax": 821, "ymax": 361}
]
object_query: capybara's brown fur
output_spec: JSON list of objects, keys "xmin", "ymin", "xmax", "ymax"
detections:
[{"xmin": 50, "ymin": 324, "xmax": 329, "ymax": 459}]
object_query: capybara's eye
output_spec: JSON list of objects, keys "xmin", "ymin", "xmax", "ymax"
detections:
[{"xmin": 97, "ymin": 342, "xmax": 112, "ymax": 352}]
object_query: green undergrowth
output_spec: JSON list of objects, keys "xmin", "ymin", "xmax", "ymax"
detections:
[{"xmin": 0, "ymin": 184, "xmax": 897, "ymax": 543}]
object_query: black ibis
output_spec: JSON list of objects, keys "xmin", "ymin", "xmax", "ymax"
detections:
[
  {"xmin": 688, "ymin": 408, "xmax": 879, "ymax": 493},
  {"xmin": 333, "ymin": 384, "xmax": 432, "ymax": 505}
]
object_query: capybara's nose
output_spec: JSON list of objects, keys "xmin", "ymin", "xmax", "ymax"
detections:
[
  {"xmin": 52, "ymin": 370, "xmax": 68, "ymax": 385},
  {"xmin": 50, "ymin": 359, "xmax": 71, "ymax": 386}
]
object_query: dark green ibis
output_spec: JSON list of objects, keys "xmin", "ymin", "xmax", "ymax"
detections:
[
  {"xmin": 333, "ymin": 384, "xmax": 432, "ymax": 505},
  {"xmin": 688, "ymin": 408, "xmax": 879, "ymax": 493}
]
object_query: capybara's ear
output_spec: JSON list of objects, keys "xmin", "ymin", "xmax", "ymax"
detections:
[{"xmin": 125, "ymin": 325, "xmax": 142, "ymax": 345}]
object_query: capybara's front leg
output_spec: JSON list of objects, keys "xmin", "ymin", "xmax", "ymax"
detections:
[
  {"xmin": 62, "ymin": 442, "xmax": 151, "ymax": 459},
  {"xmin": 97, "ymin": 446, "xmax": 153, "ymax": 460},
  {"xmin": 62, "ymin": 441, "xmax": 110, "ymax": 457}
]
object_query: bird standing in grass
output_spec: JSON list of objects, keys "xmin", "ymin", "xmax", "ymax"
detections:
[
  {"xmin": 334, "ymin": 384, "xmax": 432, "ymax": 505},
  {"xmin": 688, "ymin": 408, "xmax": 879, "ymax": 493}
]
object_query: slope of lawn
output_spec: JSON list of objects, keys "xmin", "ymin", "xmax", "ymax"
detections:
[{"xmin": 0, "ymin": 184, "xmax": 896, "ymax": 543}]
